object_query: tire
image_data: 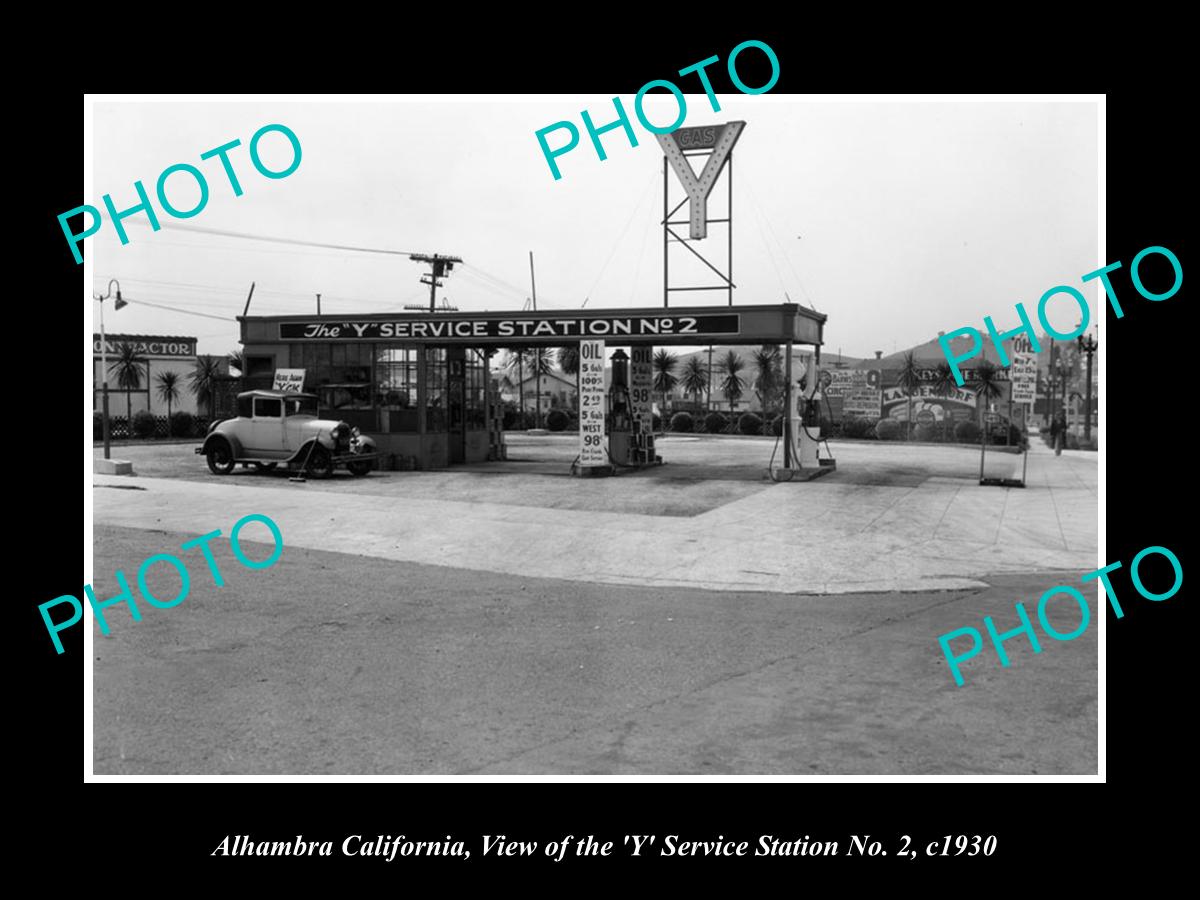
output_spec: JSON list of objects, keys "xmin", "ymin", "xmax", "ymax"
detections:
[
  {"xmin": 206, "ymin": 440, "xmax": 236, "ymax": 475},
  {"xmin": 347, "ymin": 459, "xmax": 372, "ymax": 477},
  {"xmin": 305, "ymin": 444, "xmax": 334, "ymax": 478},
  {"xmin": 253, "ymin": 462, "xmax": 278, "ymax": 472}
]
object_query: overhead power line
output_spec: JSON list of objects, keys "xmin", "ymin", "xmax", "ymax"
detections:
[
  {"xmin": 112, "ymin": 295, "xmax": 237, "ymax": 322},
  {"xmin": 122, "ymin": 219, "xmax": 420, "ymax": 256}
]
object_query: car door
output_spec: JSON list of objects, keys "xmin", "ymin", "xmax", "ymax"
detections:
[{"xmin": 245, "ymin": 396, "xmax": 287, "ymax": 457}]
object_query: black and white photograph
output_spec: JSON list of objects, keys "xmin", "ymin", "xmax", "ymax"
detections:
[{"xmin": 79, "ymin": 91, "xmax": 1107, "ymax": 778}]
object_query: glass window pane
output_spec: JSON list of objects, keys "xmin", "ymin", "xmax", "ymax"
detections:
[{"xmin": 255, "ymin": 397, "xmax": 282, "ymax": 417}]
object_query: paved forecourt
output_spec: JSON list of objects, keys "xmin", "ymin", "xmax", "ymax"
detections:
[{"xmin": 92, "ymin": 439, "xmax": 1097, "ymax": 595}]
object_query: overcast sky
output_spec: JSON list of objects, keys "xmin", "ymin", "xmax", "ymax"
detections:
[{"xmin": 90, "ymin": 97, "xmax": 1099, "ymax": 359}]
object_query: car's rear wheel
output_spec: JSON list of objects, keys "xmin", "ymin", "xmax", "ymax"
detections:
[
  {"xmin": 347, "ymin": 459, "xmax": 372, "ymax": 476},
  {"xmin": 206, "ymin": 440, "xmax": 236, "ymax": 475},
  {"xmin": 306, "ymin": 444, "xmax": 334, "ymax": 478}
]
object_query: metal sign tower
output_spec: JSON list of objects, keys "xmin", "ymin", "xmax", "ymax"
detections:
[{"xmin": 655, "ymin": 121, "xmax": 745, "ymax": 307}]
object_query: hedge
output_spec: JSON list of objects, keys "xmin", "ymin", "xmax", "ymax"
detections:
[
  {"xmin": 737, "ymin": 413, "xmax": 762, "ymax": 435},
  {"xmin": 875, "ymin": 419, "xmax": 904, "ymax": 441},
  {"xmin": 954, "ymin": 421, "xmax": 981, "ymax": 443},
  {"xmin": 670, "ymin": 412, "xmax": 694, "ymax": 433}
]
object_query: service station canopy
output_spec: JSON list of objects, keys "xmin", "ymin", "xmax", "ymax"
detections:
[{"xmin": 241, "ymin": 303, "xmax": 825, "ymax": 348}]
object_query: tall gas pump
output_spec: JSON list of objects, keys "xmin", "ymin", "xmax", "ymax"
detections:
[
  {"xmin": 796, "ymin": 364, "xmax": 822, "ymax": 468},
  {"xmin": 608, "ymin": 349, "xmax": 661, "ymax": 467},
  {"xmin": 792, "ymin": 356, "xmax": 833, "ymax": 470}
]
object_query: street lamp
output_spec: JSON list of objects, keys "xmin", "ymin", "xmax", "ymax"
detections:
[
  {"xmin": 1077, "ymin": 330, "xmax": 1098, "ymax": 443},
  {"xmin": 93, "ymin": 279, "xmax": 125, "ymax": 459},
  {"xmin": 1053, "ymin": 359, "xmax": 1069, "ymax": 420}
]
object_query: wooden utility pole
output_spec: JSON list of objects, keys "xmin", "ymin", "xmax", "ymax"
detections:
[
  {"xmin": 410, "ymin": 253, "xmax": 463, "ymax": 312},
  {"xmin": 529, "ymin": 251, "xmax": 538, "ymax": 311}
]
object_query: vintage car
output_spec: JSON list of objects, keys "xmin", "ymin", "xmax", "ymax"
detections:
[{"xmin": 195, "ymin": 390, "xmax": 378, "ymax": 477}]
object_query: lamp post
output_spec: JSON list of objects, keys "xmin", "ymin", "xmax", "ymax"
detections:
[
  {"xmin": 1077, "ymin": 331, "xmax": 1097, "ymax": 443},
  {"xmin": 93, "ymin": 279, "xmax": 125, "ymax": 459}
]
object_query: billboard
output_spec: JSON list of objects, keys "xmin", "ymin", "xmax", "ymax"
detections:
[{"xmin": 824, "ymin": 369, "xmax": 882, "ymax": 418}]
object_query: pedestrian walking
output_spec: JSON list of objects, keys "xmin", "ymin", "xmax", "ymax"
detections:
[{"xmin": 1050, "ymin": 411, "xmax": 1067, "ymax": 456}]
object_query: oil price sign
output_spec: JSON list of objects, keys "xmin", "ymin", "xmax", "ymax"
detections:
[
  {"xmin": 579, "ymin": 340, "xmax": 607, "ymax": 466},
  {"xmin": 630, "ymin": 346, "xmax": 653, "ymax": 435},
  {"xmin": 1010, "ymin": 334, "xmax": 1037, "ymax": 405}
]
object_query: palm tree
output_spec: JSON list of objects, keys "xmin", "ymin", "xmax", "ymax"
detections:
[
  {"xmin": 527, "ymin": 348, "xmax": 555, "ymax": 429},
  {"xmin": 109, "ymin": 341, "xmax": 146, "ymax": 426},
  {"xmin": 681, "ymin": 356, "xmax": 709, "ymax": 407},
  {"xmin": 227, "ymin": 349, "xmax": 245, "ymax": 376},
  {"xmin": 652, "ymin": 349, "xmax": 678, "ymax": 434},
  {"xmin": 967, "ymin": 360, "xmax": 1004, "ymax": 436},
  {"xmin": 557, "ymin": 346, "xmax": 580, "ymax": 412},
  {"xmin": 719, "ymin": 351, "xmax": 745, "ymax": 422},
  {"xmin": 189, "ymin": 355, "xmax": 224, "ymax": 419},
  {"xmin": 156, "ymin": 371, "xmax": 181, "ymax": 424},
  {"xmin": 929, "ymin": 362, "xmax": 957, "ymax": 442},
  {"xmin": 751, "ymin": 345, "xmax": 782, "ymax": 433},
  {"xmin": 896, "ymin": 351, "xmax": 922, "ymax": 441},
  {"xmin": 503, "ymin": 348, "xmax": 528, "ymax": 427}
]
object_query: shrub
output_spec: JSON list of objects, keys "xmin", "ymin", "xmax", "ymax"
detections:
[
  {"xmin": 875, "ymin": 418, "xmax": 904, "ymax": 441},
  {"xmin": 771, "ymin": 415, "xmax": 783, "ymax": 436},
  {"xmin": 1066, "ymin": 433, "xmax": 1080, "ymax": 450},
  {"xmin": 669, "ymin": 412, "xmax": 694, "ymax": 433},
  {"xmin": 131, "ymin": 409, "xmax": 157, "ymax": 438},
  {"xmin": 93, "ymin": 411, "xmax": 104, "ymax": 440},
  {"xmin": 914, "ymin": 422, "xmax": 938, "ymax": 443},
  {"xmin": 841, "ymin": 417, "xmax": 874, "ymax": 440},
  {"xmin": 738, "ymin": 412, "xmax": 762, "ymax": 435},
  {"xmin": 502, "ymin": 407, "xmax": 537, "ymax": 430},
  {"xmin": 546, "ymin": 409, "xmax": 569, "ymax": 432},
  {"xmin": 1083, "ymin": 436, "xmax": 1098, "ymax": 451},
  {"xmin": 169, "ymin": 410, "xmax": 195, "ymax": 438},
  {"xmin": 704, "ymin": 412, "xmax": 726, "ymax": 435},
  {"xmin": 955, "ymin": 420, "xmax": 981, "ymax": 443},
  {"xmin": 651, "ymin": 413, "xmax": 662, "ymax": 432}
]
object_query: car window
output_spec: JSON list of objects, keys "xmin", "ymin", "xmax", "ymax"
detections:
[
  {"xmin": 254, "ymin": 397, "xmax": 282, "ymax": 418},
  {"xmin": 236, "ymin": 396, "xmax": 253, "ymax": 418},
  {"xmin": 285, "ymin": 397, "xmax": 317, "ymax": 416}
]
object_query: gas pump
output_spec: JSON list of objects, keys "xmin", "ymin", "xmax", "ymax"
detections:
[
  {"xmin": 794, "ymin": 359, "xmax": 823, "ymax": 469},
  {"xmin": 607, "ymin": 349, "xmax": 660, "ymax": 467}
]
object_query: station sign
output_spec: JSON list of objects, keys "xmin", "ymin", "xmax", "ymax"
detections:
[{"xmin": 279, "ymin": 314, "xmax": 741, "ymax": 344}]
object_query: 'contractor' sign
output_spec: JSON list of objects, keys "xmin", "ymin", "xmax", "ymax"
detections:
[{"xmin": 279, "ymin": 314, "xmax": 741, "ymax": 343}]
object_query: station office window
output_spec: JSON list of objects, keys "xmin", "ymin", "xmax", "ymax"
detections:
[
  {"xmin": 376, "ymin": 345, "xmax": 420, "ymax": 433},
  {"xmin": 425, "ymin": 348, "xmax": 447, "ymax": 432},
  {"xmin": 290, "ymin": 344, "xmax": 372, "ymax": 409},
  {"xmin": 465, "ymin": 351, "xmax": 487, "ymax": 429}
]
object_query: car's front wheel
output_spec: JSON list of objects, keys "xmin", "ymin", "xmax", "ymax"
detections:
[
  {"xmin": 206, "ymin": 440, "xmax": 236, "ymax": 475},
  {"xmin": 306, "ymin": 444, "xmax": 334, "ymax": 478}
]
